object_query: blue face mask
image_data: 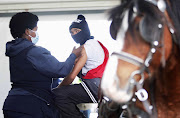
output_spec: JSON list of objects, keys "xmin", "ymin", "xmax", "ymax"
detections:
[
  {"xmin": 29, "ymin": 29, "xmax": 39, "ymax": 44},
  {"xmin": 72, "ymin": 30, "xmax": 90, "ymax": 45}
]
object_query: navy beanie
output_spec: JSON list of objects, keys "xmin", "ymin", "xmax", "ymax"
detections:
[
  {"xmin": 69, "ymin": 15, "xmax": 90, "ymax": 34},
  {"xmin": 69, "ymin": 15, "xmax": 94, "ymax": 45}
]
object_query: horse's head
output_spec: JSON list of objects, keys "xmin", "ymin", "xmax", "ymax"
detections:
[{"xmin": 101, "ymin": 0, "xmax": 180, "ymax": 109}]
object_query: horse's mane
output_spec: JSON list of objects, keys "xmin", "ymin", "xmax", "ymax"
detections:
[
  {"xmin": 167, "ymin": 0, "xmax": 180, "ymax": 49},
  {"xmin": 109, "ymin": 0, "xmax": 180, "ymax": 51}
]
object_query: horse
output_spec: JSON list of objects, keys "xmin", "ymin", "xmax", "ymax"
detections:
[{"xmin": 99, "ymin": 0, "xmax": 180, "ymax": 118}]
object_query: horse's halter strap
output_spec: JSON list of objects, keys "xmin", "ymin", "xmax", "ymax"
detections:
[
  {"xmin": 112, "ymin": 52, "xmax": 143, "ymax": 66},
  {"xmin": 112, "ymin": 0, "xmax": 176, "ymax": 116}
]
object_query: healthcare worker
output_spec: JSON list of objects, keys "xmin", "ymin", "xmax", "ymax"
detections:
[
  {"xmin": 53, "ymin": 14, "xmax": 109, "ymax": 118},
  {"xmin": 3, "ymin": 12, "xmax": 82, "ymax": 118}
]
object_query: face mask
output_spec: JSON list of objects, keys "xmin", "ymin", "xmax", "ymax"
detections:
[
  {"xmin": 72, "ymin": 30, "xmax": 90, "ymax": 45},
  {"xmin": 29, "ymin": 29, "xmax": 39, "ymax": 44}
]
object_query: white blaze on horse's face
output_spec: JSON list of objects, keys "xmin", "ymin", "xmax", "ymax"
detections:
[
  {"xmin": 101, "ymin": 10, "xmax": 133, "ymax": 103},
  {"xmin": 101, "ymin": 55, "xmax": 133, "ymax": 103},
  {"xmin": 116, "ymin": 10, "xmax": 129, "ymax": 43}
]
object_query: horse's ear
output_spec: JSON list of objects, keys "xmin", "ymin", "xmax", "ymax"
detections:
[
  {"xmin": 139, "ymin": 15, "xmax": 162, "ymax": 43},
  {"xmin": 110, "ymin": 21, "xmax": 116, "ymax": 40},
  {"xmin": 110, "ymin": 20, "xmax": 120, "ymax": 40}
]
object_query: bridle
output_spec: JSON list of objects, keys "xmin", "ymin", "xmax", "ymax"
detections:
[{"xmin": 108, "ymin": 0, "xmax": 177, "ymax": 117}]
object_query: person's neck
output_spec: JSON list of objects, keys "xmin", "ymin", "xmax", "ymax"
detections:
[{"xmin": 22, "ymin": 34, "xmax": 31, "ymax": 42}]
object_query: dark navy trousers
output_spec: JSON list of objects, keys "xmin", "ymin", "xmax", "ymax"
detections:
[
  {"xmin": 52, "ymin": 78, "xmax": 100, "ymax": 118},
  {"xmin": 3, "ymin": 89, "xmax": 60, "ymax": 118},
  {"xmin": 53, "ymin": 84, "xmax": 90, "ymax": 118}
]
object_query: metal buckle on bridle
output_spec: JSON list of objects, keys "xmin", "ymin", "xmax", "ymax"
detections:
[
  {"xmin": 129, "ymin": 70, "xmax": 153, "ymax": 115},
  {"xmin": 129, "ymin": 70, "xmax": 148, "ymax": 102}
]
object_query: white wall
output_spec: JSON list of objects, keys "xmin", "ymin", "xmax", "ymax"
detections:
[{"xmin": 0, "ymin": 17, "xmax": 12, "ymax": 118}]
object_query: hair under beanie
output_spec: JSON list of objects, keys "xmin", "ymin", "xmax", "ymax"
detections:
[{"xmin": 69, "ymin": 14, "xmax": 94, "ymax": 45}]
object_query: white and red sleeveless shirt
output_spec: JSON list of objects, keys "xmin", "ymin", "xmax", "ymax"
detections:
[{"xmin": 82, "ymin": 39, "xmax": 109, "ymax": 79}]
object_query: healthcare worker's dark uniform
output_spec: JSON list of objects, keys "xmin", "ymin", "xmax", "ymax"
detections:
[{"xmin": 3, "ymin": 38, "xmax": 76, "ymax": 118}]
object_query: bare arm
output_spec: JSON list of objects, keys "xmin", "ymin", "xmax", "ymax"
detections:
[{"xmin": 57, "ymin": 47, "xmax": 87, "ymax": 87}]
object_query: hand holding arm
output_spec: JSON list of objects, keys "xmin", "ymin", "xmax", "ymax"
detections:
[
  {"xmin": 57, "ymin": 47, "xmax": 87, "ymax": 87},
  {"xmin": 72, "ymin": 45, "xmax": 83, "ymax": 58}
]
